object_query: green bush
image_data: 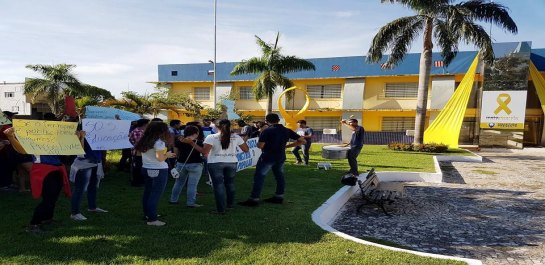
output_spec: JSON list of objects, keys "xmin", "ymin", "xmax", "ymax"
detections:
[{"xmin": 387, "ymin": 142, "xmax": 449, "ymax": 153}]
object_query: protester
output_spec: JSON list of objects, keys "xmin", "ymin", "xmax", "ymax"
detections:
[
  {"xmin": 169, "ymin": 125, "xmax": 205, "ymax": 207},
  {"xmin": 202, "ymin": 119, "xmax": 214, "ymax": 138},
  {"xmin": 129, "ymin": 119, "xmax": 150, "ymax": 187},
  {"xmin": 134, "ymin": 121, "xmax": 176, "ymax": 226},
  {"xmin": 118, "ymin": 121, "xmax": 137, "ymax": 172},
  {"xmin": 238, "ymin": 114, "xmax": 305, "ymax": 207},
  {"xmin": 69, "ymin": 131, "xmax": 108, "ymax": 221},
  {"xmin": 203, "ymin": 119, "xmax": 248, "ymax": 214},
  {"xmin": 291, "ymin": 120, "xmax": 314, "ymax": 166},
  {"xmin": 0, "ymin": 111, "xmax": 17, "ymax": 191},
  {"xmin": 168, "ymin": 120, "xmax": 182, "ymax": 137},
  {"xmin": 341, "ymin": 118, "xmax": 365, "ymax": 176},
  {"xmin": 4, "ymin": 113, "xmax": 72, "ymax": 233},
  {"xmin": 256, "ymin": 121, "xmax": 268, "ymax": 136},
  {"xmin": 237, "ymin": 120, "xmax": 253, "ymax": 140}
]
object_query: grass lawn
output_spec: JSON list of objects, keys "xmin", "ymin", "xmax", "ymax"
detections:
[{"xmin": 0, "ymin": 145, "xmax": 464, "ymax": 264}]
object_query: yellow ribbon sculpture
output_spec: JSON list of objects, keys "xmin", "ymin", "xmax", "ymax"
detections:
[
  {"xmin": 424, "ymin": 55, "xmax": 479, "ymax": 148},
  {"xmin": 528, "ymin": 61, "xmax": 545, "ymax": 115},
  {"xmin": 277, "ymin": 86, "xmax": 311, "ymax": 130}
]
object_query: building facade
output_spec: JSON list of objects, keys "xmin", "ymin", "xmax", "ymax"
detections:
[
  {"xmin": 157, "ymin": 42, "xmax": 545, "ymax": 147},
  {"xmin": 0, "ymin": 82, "xmax": 32, "ymax": 116}
]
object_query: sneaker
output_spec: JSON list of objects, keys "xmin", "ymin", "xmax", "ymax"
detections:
[
  {"xmin": 143, "ymin": 214, "xmax": 162, "ymax": 221},
  {"xmin": 146, "ymin": 220, "xmax": 166, "ymax": 226},
  {"xmin": 238, "ymin": 199, "xmax": 259, "ymax": 207},
  {"xmin": 26, "ymin": 225, "xmax": 43, "ymax": 234},
  {"xmin": 70, "ymin": 213, "xmax": 87, "ymax": 221},
  {"xmin": 295, "ymin": 161, "xmax": 303, "ymax": 165},
  {"xmin": 88, "ymin": 208, "xmax": 108, "ymax": 213},
  {"xmin": 263, "ymin": 196, "xmax": 284, "ymax": 204},
  {"xmin": 187, "ymin": 204, "xmax": 203, "ymax": 208}
]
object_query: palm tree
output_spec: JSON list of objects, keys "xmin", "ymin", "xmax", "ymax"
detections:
[
  {"xmin": 104, "ymin": 91, "xmax": 202, "ymax": 118},
  {"xmin": 230, "ymin": 32, "xmax": 316, "ymax": 114},
  {"xmin": 24, "ymin": 64, "xmax": 82, "ymax": 114},
  {"xmin": 367, "ymin": 0, "xmax": 517, "ymax": 144}
]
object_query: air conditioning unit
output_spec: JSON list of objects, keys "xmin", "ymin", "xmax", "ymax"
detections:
[{"xmin": 405, "ymin": 130, "xmax": 415, "ymax": 136}]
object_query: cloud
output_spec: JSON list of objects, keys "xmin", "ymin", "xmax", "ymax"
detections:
[
  {"xmin": 334, "ymin": 11, "xmax": 358, "ymax": 18},
  {"xmin": 76, "ymin": 63, "xmax": 133, "ymax": 75}
]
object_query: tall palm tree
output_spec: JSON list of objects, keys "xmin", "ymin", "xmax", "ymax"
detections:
[
  {"xmin": 24, "ymin": 64, "xmax": 82, "ymax": 114},
  {"xmin": 367, "ymin": 0, "xmax": 517, "ymax": 144},
  {"xmin": 104, "ymin": 91, "xmax": 202, "ymax": 118},
  {"xmin": 230, "ymin": 32, "xmax": 316, "ymax": 114}
]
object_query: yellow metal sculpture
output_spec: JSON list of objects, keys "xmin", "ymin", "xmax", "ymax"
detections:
[
  {"xmin": 277, "ymin": 86, "xmax": 311, "ymax": 130},
  {"xmin": 424, "ymin": 55, "xmax": 480, "ymax": 148},
  {"xmin": 529, "ymin": 61, "xmax": 545, "ymax": 115}
]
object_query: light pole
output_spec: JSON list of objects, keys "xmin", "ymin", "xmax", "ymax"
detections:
[{"xmin": 213, "ymin": 0, "xmax": 217, "ymax": 104}]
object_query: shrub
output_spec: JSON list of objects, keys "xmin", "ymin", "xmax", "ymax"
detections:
[{"xmin": 387, "ymin": 142, "xmax": 449, "ymax": 153}]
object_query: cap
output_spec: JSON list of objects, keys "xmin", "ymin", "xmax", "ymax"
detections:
[{"xmin": 2, "ymin": 111, "xmax": 18, "ymax": 117}]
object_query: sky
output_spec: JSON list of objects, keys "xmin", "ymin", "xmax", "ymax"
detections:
[{"xmin": 1, "ymin": 0, "xmax": 544, "ymax": 97}]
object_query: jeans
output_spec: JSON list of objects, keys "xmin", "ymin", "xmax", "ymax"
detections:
[
  {"xmin": 131, "ymin": 156, "xmax": 144, "ymax": 186},
  {"xmin": 250, "ymin": 158, "xmax": 285, "ymax": 200},
  {"xmin": 71, "ymin": 167, "xmax": 98, "ymax": 214},
  {"xmin": 347, "ymin": 146, "xmax": 363, "ymax": 175},
  {"xmin": 30, "ymin": 171, "xmax": 63, "ymax": 225},
  {"xmin": 207, "ymin": 163, "xmax": 237, "ymax": 213},
  {"xmin": 291, "ymin": 143, "xmax": 311, "ymax": 164},
  {"xmin": 142, "ymin": 168, "xmax": 168, "ymax": 221},
  {"xmin": 170, "ymin": 163, "xmax": 203, "ymax": 206}
]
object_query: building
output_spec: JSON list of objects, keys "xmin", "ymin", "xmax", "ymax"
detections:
[
  {"xmin": 0, "ymin": 82, "xmax": 32, "ymax": 116},
  {"xmin": 157, "ymin": 42, "xmax": 545, "ymax": 148}
]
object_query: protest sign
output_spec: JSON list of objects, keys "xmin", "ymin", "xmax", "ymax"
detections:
[
  {"xmin": 222, "ymin": 99, "xmax": 240, "ymax": 120},
  {"xmin": 82, "ymin": 119, "xmax": 133, "ymax": 150},
  {"xmin": 0, "ymin": 108, "xmax": 11, "ymax": 125},
  {"xmin": 12, "ymin": 119, "xmax": 84, "ymax": 155},
  {"xmin": 85, "ymin": 106, "xmax": 141, "ymax": 121},
  {"xmin": 236, "ymin": 137, "xmax": 261, "ymax": 172}
]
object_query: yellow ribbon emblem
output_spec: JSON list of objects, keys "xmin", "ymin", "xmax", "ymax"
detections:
[
  {"xmin": 494, "ymin": 93, "xmax": 512, "ymax": 115},
  {"xmin": 277, "ymin": 86, "xmax": 311, "ymax": 131}
]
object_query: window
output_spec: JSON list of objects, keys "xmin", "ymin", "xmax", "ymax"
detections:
[
  {"xmin": 193, "ymin": 87, "xmax": 210, "ymax": 100},
  {"xmin": 381, "ymin": 117, "xmax": 415, "ymax": 132},
  {"xmin": 171, "ymin": 71, "xmax": 178, "ymax": 76},
  {"xmin": 239, "ymin": 87, "xmax": 255, "ymax": 100},
  {"xmin": 306, "ymin": 116, "xmax": 341, "ymax": 131},
  {"xmin": 307, "ymin": 85, "xmax": 342, "ymax": 99},
  {"xmin": 383, "ymin": 83, "xmax": 418, "ymax": 98},
  {"xmin": 4, "ymin": 92, "xmax": 14, "ymax": 98}
]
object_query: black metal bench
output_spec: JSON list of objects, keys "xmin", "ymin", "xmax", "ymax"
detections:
[{"xmin": 357, "ymin": 168, "xmax": 405, "ymax": 216}]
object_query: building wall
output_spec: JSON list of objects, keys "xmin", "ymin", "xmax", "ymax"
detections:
[{"xmin": 0, "ymin": 82, "xmax": 31, "ymax": 116}]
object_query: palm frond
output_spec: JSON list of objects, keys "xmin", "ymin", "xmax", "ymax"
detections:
[
  {"xmin": 386, "ymin": 19, "xmax": 425, "ymax": 67},
  {"xmin": 230, "ymin": 58, "xmax": 268, "ymax": 75},
  {"xmin": 456, "ymin": 20, "xmax": 494, "ymax": 63},
  {"xmin": 367, "ymin": 15, "xmax": 424, "ymax": 63},
  {"xmin": 274, "ymin": 56, "xmax": 316, "ymax": 73},
  {"xmin": 458, "ymin": 0, "xmax": 518, "ymax": 34},
  {"xmin": 434, "ymin": 19, "xmax": 459, "ymax": 65},
  {"xmin": 255, "ymin": 35, "xmax": 273, "ymax": 56}
]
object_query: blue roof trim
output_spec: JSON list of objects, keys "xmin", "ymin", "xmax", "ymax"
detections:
[{"xmin": 158, "ymin": 43, "xmax": 545, "ymax": 82}]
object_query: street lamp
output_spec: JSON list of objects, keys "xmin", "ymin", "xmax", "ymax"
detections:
[{"xmin": 212, "ymin": 0, "xmax": 217, "ymax": 104}]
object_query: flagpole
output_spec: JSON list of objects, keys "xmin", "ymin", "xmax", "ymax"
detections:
[{"xmin": 213, "ymin": 0, "xmax": 217, "ymax": 104}]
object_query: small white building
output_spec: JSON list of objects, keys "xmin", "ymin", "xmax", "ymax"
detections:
[{"xmin": 0, "ymin": 82, "xmax": 31, "ymax": 116}]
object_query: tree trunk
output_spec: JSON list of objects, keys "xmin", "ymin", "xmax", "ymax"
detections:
[
  {"xmin": 266, "ymin": 93, "xmax": 273, "ymax": 115},
  {"xmin": 413, "ymin": 19, "xmax": 434, "ymax": 144}
]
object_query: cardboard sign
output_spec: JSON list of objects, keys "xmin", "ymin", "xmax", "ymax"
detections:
[
  {"xmin": 0, "ymin": 108, "xmax": 11, "ymax": 125},
  {"xmin": 236, "ymin": 137, "xmax": 262, "ymax": 172},
  {"xmin": 85, "ymin": 106, "xmax": 141, "ymax": 121},
  {"xmin": 82, "ymin": 119, "xmax": 133, "ymax": 150},
  {"xmin": 12, "ymin": 119, "xmax": 84, "ymax": 155}
]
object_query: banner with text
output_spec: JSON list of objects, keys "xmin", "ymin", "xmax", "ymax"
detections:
[
  {"xmin": 480, "ymin": 90, "xmax": 528, "ymax": 129},
  {"xmin": 13, "ymin": 119, "xmax": 84, "ymax": 155},
  {"xmin": 236, "ymin": 137, "xmax": 261, "ymax": 172},
  {"xmin": 83, "ymin": 119, "xmax": 133, "ymax": 150},
  {"xmin": 85, "ymin": 106, "xmax": 141, "ymax": 121}
]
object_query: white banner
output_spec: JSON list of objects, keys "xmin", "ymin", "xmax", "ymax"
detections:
[
  {"xmin": 82, "ymin": 119, "xmax": 133, "ymax": 150},
  {"xmin": 480, "ymin": 91, "xmax": 527, "ymax": 130},
  {"xmin": 236, "ymin": 137, "xmax": 261, "ymax": 172}
]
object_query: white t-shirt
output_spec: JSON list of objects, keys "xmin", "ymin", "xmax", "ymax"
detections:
[
  {"xmin": 204, "ymin": 133, "xmax": 244, "ymax": 164},
  {"xmin": 142, "ymin": 140, "xmax": 169, "ymax": 169}
]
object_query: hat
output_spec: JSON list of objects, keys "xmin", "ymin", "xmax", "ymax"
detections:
[{"xmin": 2, "ymin": 111, "xmax": 18, "ymax": 117}]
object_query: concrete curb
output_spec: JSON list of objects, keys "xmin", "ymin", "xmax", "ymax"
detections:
[{"xmin": 311, "ymin": 152, "xmax": 484, "ymax": 265}]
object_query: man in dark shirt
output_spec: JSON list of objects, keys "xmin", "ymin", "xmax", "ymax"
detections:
[
  {"xmin": 239, "ymin": 114, "xmax": 306, "ymax": 206},
  {"xmin": 341, "ymin": 118, "xmax": 365, "ymax": 176}
]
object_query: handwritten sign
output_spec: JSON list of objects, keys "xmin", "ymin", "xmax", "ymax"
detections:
[
  {"xmin": 222, "ymin": 99, "xmax": 240, "ymax": 120},
  {"xmin": 85, "ymin": 106, "xmax": 141, "ymax": 121},
  {"xmin": 0, "ymin": 108, "xmax": 11, "ymax": 125},
  {"xmin": 82, "ymin": 119, "xmax": 133, "ymax": 150},
  {"xmin": 236, "ymin": 137, "xmax": 261, "ymax": 172},
  {"xmin": 12, "ymin": 119, "xmax": 84, "ymax": 155}
]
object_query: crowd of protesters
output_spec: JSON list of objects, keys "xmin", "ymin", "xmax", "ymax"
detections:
[{"xmin": 0, "ymin": 111, "xmax": 367, "ymax": 232}]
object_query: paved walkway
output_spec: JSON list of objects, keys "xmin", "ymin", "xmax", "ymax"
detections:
[{"xmin": 332, "ymin": 148, "xmax": 545, "ymax": 265}]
